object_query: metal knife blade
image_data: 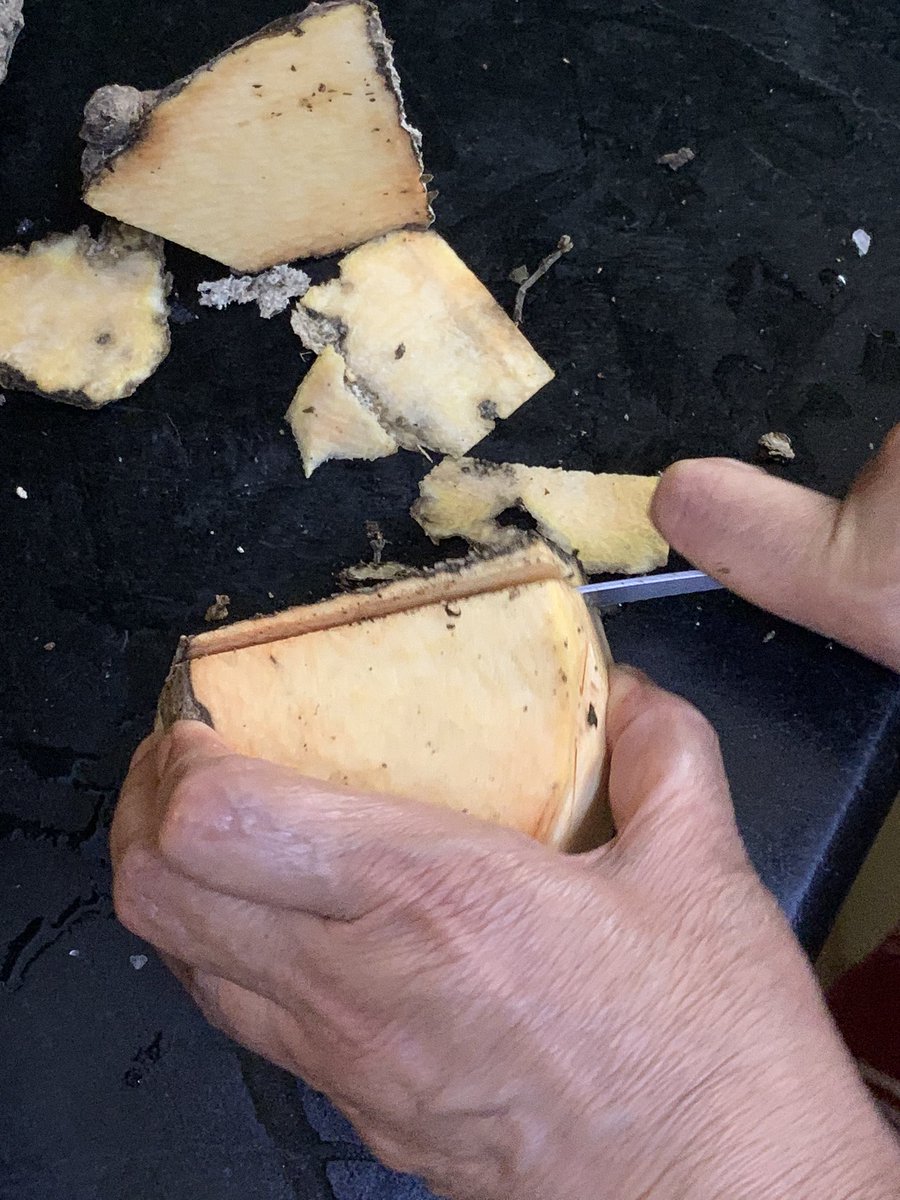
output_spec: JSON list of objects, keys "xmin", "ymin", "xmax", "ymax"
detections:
[{"xmin": 578, "ymin": 569, "xmax": 724, "ymax": 606}]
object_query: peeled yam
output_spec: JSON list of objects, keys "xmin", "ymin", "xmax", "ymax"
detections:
[
  {"xmin": 160, "ymin": 539, "xmax": 612, "ymax": 850},
  {"xmin": 81, "ymin": 1, "xmax": 431, "ymax": 271},
  {"xmin": 0, "ymin": 224, "xmax": 170, "ymax": 408},
  {"xmin": 413, "ymin": 458, "xmax": 669, "ymax": 575},
  {"xmin": 291, "ymin": 230, "xmax": 554, "ymax": 464}
]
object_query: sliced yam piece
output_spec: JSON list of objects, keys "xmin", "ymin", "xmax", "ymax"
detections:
[
  {"xmin": 0, "ymin": 0, "xmax": 23, "ymax": 83},
  {"xmin": 285, "ymin": 345, "xmax": 397, "ymax": 476},
  {"xmin": 159, "ymin": 539, "xmax": 612, "ymax": 851},
  {"xmin": 292, "ymin": 230, "xmax": 554, "ymax": 457},
  {"xmin": 0, "ymin": 224, "xmax": 170, "ymax": 408},
  {"xmin": 81, "ymin": 1, "xmax": 431, "ymax": 272},
  {"xmin": 413, "ymin": 458, "xmax": 669, "ymax": 575}
]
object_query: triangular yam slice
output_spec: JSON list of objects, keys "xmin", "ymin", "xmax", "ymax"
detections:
[
  {"xmin": 0, "ymin": 224, "xmax": 170, "ymax": 408},
  {"xmin": 413, "ymin": 458, "xmax": 669, "ymax": 575},
  {"xmin": 292, "ymin": 230, "xmax": 554, "ymax": 458},
  {"xmin": 159, "ymin": 540, "xmax": 612, "ymax": 850},
  {"xmin": 81, "ymin": 2, "xmax": 431, "ymax": 271},
  {"xmin": 285, "ymin": 345, "xmax": 398, "ymax": 476}
]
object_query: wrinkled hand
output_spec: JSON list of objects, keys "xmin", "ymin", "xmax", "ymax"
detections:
[
  {"xmin": 111, "ymin": 668, "xmax": 899, "ymax": 1200},
  {"xmin": 652, "ymin": 423, "xmax": 900, "ymax": 672}
]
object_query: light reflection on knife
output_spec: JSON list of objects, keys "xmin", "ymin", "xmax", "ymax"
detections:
[{"xmin": 578, "ymin": 569, "xmax": 725, "ymax": 606}]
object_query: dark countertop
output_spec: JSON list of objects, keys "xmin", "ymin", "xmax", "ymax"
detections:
[{"xmin": 1, "ymin": 1, "xmax": 899, "ymax": 1198}]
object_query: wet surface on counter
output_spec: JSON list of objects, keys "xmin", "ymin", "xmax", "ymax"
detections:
[{"xmin": 2, "ymin": 1, "xmax": 900, "ymax": 1197}]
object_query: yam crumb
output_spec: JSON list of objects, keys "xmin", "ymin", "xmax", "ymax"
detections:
[
  {"xmin": 757, "ymin": 432, "xmax": 795, "ymax": 461},
  {"xmin": 204, "ymin": 594, "xmax": 230, "ymax": 622},
  {"xmin": 199, "ymin": 264, "xmax": 311, "ymax": 319},
  {"xmin": 656, "ymin": 147, "xmax": 696, "ymax": 171}
]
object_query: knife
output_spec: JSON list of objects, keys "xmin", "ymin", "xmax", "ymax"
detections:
[{"xmin": 578, "ymin": 569, "xmax": 724, "ymax": 606}]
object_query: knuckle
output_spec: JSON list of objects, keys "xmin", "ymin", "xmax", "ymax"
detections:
[
  {"xmin": 112, "ymin": 848, "xmax": 150, "ymax": 935},
  {"xmin": 627, "ymin": 687, "xmax": 718, "ymax": 758},
  {"xmin": 159, "ymin": 756, "xmax": 229, "ymax": 857}
]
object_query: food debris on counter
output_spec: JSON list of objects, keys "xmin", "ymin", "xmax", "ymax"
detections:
[
  {"xmin": 512, "ymin": 234, "xmax": 573, "ymax": 325},
  {"xmin": 0, "ymin": 0, "xmax": 23, "ymax": 84},
  {"xmin": 656, "ymin": 146, "xmax": 695, "ymax": 171},
  {"xmin": 338, "ymin": 560, "xmax": 419, "ymax": 585},
  {"xmin": 852, "ymin": 228, "xmax": 872, "ymax": 257},
  {"xmin": 198, "ymin": 264, "xmax": 311, "ymax": 319},
  {"xmin": 15, "ymin": 485, "xmax": 27, "ymax": 498},
  {"xmin": 204, "ymin": 594, "xmax": 231, "ymax": 622},
  {"xmin": 758, "ymin": 431, "xmax": 796, "ymax": 461}
]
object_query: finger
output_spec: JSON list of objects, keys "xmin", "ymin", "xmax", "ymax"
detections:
[
  {"xmin": 153, "ymin": 723, "xmax": 526, "ymax": 919},
  {"xmin": 183, "ymin": 968, "xmax": 303, "ymax": 1076},
  {"xmin": 843, "ymin": 422, "xmax": 900, "ymax": 524},
  {"xmin": 603, "ymin": 666, "xmax": 746, "ymax": 869},
  {"xmin": 110, "ymin": 732, "xmax": 163, "ymax": 869},
  {"xmin": 651, "ymin": 428, "xmax": 900, "ymax": 670},
  {"xmin": 114, "ymin": 842, "xmax": 333, "ymax": 1006},
  {"xmin": 652, "ymin": 459, "xmax": 843, "ymax": 632}
]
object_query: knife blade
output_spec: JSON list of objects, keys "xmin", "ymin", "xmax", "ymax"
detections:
[{"xmin": 578, "ymin": 569, "xmax": 724, "ymax": 606}]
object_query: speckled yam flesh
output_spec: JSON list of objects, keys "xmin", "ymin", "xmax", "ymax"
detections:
[
  {"xmin": 80, "ymin": 2, "xmax": 432, "ymax": 271},
  {"xmin": 159, "ymin": 539, "xmax": 613, "ymax": 851}
]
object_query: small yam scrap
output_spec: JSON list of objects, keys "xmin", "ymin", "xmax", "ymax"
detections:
[
  {"xmin": 0, "ymin": 224, "xmax": 170, "ymax": 408},
  {"xmin": 290, "ymin": 230, "xmax": 554, "ymax": 469},
  {"xmin": 159, "ymin": 539, "xmax": 612, "ymax": 850},
  {"xmin": 198, "ymin": 265, "xmax": 311, "ymax": 319},
  {"xmin": 81, "ymin": 1, "xmax": 432, "ymax": 271},
  {"xmin": 0, "ymin": 0, "xmax": 23, "ymax": 83},
  {"xmin": 413, "ymin": 458, "xmax": 669, "ymax": 575}
]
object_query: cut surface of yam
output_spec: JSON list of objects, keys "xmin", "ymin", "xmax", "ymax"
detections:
[
  {"xmin": 0, "ymin": 0, "xmax": 23, "ymax": 83},
  {"xmin": 0, "ymin": 224, "xmax": 170, "ymax": 408},
  {"xmin": 159, "ymin": 539, "xmax": 611, "ymax": 851},
  {"xmin": 286, "ymin": 345, "xmax": 397, "ymax": 476},
  {"xmin": 292, "ymin": 230, "xmax": 555, "ymax": 457},
  {"xmin": 81, "ymin": 1, "xmax": 431, "ymax": 272},
  {"xmin": 413, "ymin": 458, "xmax": 669, "ymax": 575}
]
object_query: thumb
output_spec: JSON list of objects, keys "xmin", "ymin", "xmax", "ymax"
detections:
[
  {"xmin": 602, "ymin": 667, "xmax": 746, "ymax": 872},
  {"xmin": 152, "ymin": 721, "xmax": 529, "ymax": 919},
  {"xmin": 651, "ymin": 426, "xmax": 900, "ymax": 671}
]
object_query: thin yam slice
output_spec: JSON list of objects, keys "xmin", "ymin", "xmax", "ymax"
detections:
[
  {"xmin": 413, "ymin": 458, "xmax": 669, "ymax": 575},
  {"xmin": 0, "ymin": 224, "xmax": 170, "ymax": 408},
  {"xmin": 292, "ymin": 230, "xmax": 554, "ymax": 458},
  {"xmin": 81, "ymin": 2, "xmax": 431, "ymax": 271},
  {"xmin": 159, "ymin": 539, "xmax": 612, "ymax": 851}
]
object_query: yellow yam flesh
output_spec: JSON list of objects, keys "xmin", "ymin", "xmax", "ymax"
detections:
[{"xmin": 160, "ymin": 541, "xmax": 611, "ymax": 849}]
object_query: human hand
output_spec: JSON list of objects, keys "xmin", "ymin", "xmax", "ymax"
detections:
[
  {"xmin": 111, "ymin": 669, "xmax": 900, "ymax": 1200},
  {"xmin": 651, "ymin": 424, "xmax": 900, "ymax": 672}
]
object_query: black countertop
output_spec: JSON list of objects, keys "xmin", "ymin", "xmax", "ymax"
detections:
[{"xmin": 1, "ymin": 2, "xmax": 899, "ymax": 1197}]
